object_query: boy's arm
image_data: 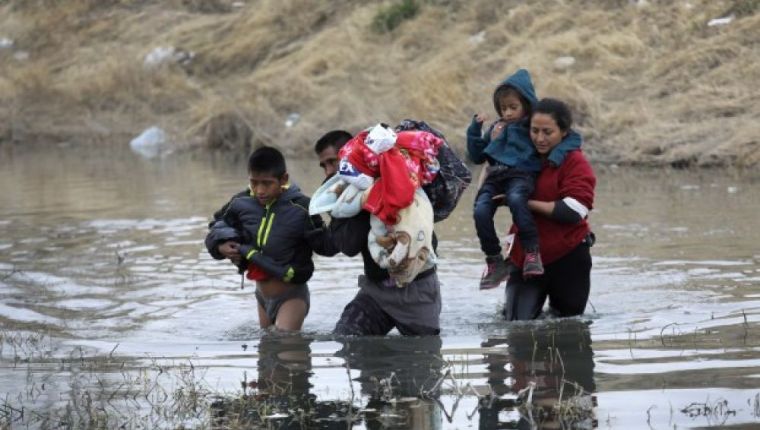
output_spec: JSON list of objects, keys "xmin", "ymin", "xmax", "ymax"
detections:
[
  {"xmin": 466, "ymin": 116, "xmax": 491, "ymax": 164},
  {"xmin": 205, "ymin": 193, "xmax": 247, "ymax": 259}
]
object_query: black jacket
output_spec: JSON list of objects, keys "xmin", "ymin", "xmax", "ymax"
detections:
[{"xmin": 205, "ymin": 184, "xmax": 337, "ymax": 284}]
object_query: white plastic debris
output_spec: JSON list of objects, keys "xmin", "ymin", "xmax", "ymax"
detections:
[
  {"xmin": 727, "ymin": 186, "xmax": 738, "ymax": 194},
  {"xmin": 554, "ymin": 56, "xmax": 576, "ymax": 70},
  {"xmin": 468, "ymin": 31, "xmax": 486, "ymax": 45},
  {"xmin": 707, "ymin": 15, "xmax": 734, "ymax": 27},
  {"xmin": 143, "ymin": 46, "xmax": 195, "ymax": 68},
  {"xmin": 129, "ymin": 126, "xmax": 168, "ymax": 159},
  {"xmin": 0, "ymin": 37, "xmax": 13, "ymax": 49},
  {"xmin": 284, "ymin": 112, "xmax": 300, "ymax": 128},
  {"xmin": 365, "ymin": 123, "xmax": 397, "ymax": 154},
  {"xmin": 232, "ymin": 1, "xmax": 245, "ymax": 7},
  {"xmin": 13, "ymin": 51, "xmax": 29, "ymax": 61}
]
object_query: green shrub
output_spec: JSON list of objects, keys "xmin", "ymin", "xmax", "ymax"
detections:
[{"xmin": 371, "ymin": 0, "xmax": 420, "ymax": 33}]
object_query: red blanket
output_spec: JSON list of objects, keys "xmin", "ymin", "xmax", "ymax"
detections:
[{"xmin": 340, "ymin": 130, "xmax": 442, "ymax": 225}]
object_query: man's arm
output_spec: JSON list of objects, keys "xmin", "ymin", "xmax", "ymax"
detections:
[
  {"xmin": 327, "ymin": 211, "xmax": 371, "ymax": 257},
  {"xmin": 304, "ymin": 215, "xmax": 340, "ymax": 257}
]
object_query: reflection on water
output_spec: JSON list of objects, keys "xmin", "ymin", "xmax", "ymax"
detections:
[
  {"xmin": 478, "ymin": 321, "xmax": 596, "ymax": 429},
  {"xmin": 1, "ymin": 144, "xmax": 759, "ymax": 428}
]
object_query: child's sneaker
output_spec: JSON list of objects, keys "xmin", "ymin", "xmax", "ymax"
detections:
[
  {"xmin": 479, "ymin": 255, "xmax": 511, "ymax": 290},
  {"xmin": 523, "ymin": 249, "xmax": 544, "ymax": 277}
]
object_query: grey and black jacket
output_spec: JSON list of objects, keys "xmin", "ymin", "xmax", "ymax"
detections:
[{"xmin": 205, "ymin": 184, "xmax": 337, "ymax": 284}]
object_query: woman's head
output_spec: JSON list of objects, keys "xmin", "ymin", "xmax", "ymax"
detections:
[{"xmin": 530, "ymin": 98, "xmax": 572, "ymax": 156}]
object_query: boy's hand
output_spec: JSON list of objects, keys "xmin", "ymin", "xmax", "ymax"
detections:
[
  {"xmin": 219, "ymin": 241, "xmax": 241, "ymax": 264},
  {"xmin": 474, "ymin": 113, "xmax": 487, "ymax": 125}
]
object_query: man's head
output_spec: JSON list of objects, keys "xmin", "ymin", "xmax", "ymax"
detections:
[
  {"xmin": 248, "ymin": 146, "xmax": 288, "ymax": 205},
  {"xmin": 314, "ymin": 130, "xmax": 352, "ymax": 179}
]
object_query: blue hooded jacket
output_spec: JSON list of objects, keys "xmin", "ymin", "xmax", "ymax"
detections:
[{"xmin": 466, "ymin": 69, "xmax": 581, "ymax": 171}]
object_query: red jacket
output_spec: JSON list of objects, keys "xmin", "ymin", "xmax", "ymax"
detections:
[{"xmin": 509, "ymin": 150, "xmax": 595, "ymax": 267}]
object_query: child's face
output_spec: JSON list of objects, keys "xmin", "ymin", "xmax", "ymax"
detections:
[
  {"xmin": 498, "ymin": 92, "xmax": 526, "ymax": 124},
  {"xmin": 249, "ymin": 171, "xmax": 288, "ymax": 205}
]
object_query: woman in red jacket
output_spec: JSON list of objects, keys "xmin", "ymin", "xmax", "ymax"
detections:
[{"xmin": 503, "ymin": 98, "xmax": 596, "ymax": 320}]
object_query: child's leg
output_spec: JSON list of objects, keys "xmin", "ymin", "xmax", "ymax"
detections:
[
  {"xmin": 505, "ymin": 174, "xmax": 543, "ymax": 277},
  {"xmin": 504, "ymin": 175, "xmax": 538, "ymax": 250},
  {"xmin": 473, "ymin": 181, "xmax": 502, "ymax": 256},
  {"xmin": 274, "ymin": 298, "xmax": 308, "ymax": 331}
]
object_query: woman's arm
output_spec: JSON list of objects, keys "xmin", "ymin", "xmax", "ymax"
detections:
[
  {"xmin": 528, "ymin": 198, "xmax": 586, "ymax": 224},
  {"xmin": 527, "ymin": 199, "xmax": 555, "ymax": 217},
  {"xmin": 528, "ymin": 151, "xmax": 596, "ymax": 224}
]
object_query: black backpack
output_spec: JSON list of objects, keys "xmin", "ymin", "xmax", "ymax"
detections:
[{"xmin": 395, "ymin": 119, "xmax": 472, "ymax": 222}]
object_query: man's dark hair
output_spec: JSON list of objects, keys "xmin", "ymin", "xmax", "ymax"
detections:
[
  {"xmin": 314, "ymin": 130, "xmax": 352, "ymax": 154},
  {"xmin": 533, "ymin": 98, "xmax": 573, "ymax": 132},
  {"xmin": 248, "ymin": 146, "xmax": 286, "ymax": 177}
]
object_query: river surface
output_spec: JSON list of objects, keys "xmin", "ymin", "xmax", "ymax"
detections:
[{"xmin": 0, "ymin": 144, "xmax": 759, "ymax": 429}]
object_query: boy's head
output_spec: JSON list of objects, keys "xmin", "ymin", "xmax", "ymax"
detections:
[
  {"xmin": 493, "ymin": 86, "xmax": 531, "ymax": 124},
  {"xmin": 314, "ymin": 130, "xmax": 352, "ymax": 179},
  {"xmin": 248, "ymin": 146, "xmax": 288, "ymax": 205}
]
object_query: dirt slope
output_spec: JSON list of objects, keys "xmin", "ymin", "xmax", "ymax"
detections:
[{"xmin": 1, "ymin": 0, "xmax": 758, "ymax": 166}]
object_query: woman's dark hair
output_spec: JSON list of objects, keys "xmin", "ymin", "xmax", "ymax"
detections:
[
  {"xmin": 493, "ymin": 86, "xmax": 532, "ymax": 119},
  {"xmin": 248, "ymin": 146, "xmax": 286, "ymax": 177},
  {"xmin": 533, "ymin": 98, "xmax": 573, "ymax": 132}
]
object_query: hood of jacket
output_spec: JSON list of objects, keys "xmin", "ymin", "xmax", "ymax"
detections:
[{"xmin": 493, "ymin": 68, "xmax": 538, "ymax": 117}]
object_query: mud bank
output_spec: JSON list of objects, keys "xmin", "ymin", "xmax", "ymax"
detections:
[{"xmin": 1, "ymin": 0, "xmax": 758, "ymax": 166}]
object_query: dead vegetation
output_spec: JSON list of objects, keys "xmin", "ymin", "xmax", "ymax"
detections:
[{"xmin": 0, "ymin": 0, "xmax": 758, "ymax": 165}]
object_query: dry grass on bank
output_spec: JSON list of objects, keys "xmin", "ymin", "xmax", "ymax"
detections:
[{"xmin": 0, "ymin": 0, "xmax": 758, "ymax": 166}]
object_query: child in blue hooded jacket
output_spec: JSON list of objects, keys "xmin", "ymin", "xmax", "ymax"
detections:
[{"xmin": 467, "ymin": 69, "xmax": 581, "ymax": 289}]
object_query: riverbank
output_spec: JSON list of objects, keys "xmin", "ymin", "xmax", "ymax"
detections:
[{"xmin": 1, "ymin": 0, "xmax": 758, "ymax": 166}]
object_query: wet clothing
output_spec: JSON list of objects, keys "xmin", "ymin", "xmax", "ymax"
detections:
[
  {"xmin": 474, "ymin": 166, "xmax": 537, "ymax": 255},
  {"xmin": 504, "ymin": 240, "xmax": 592, "ymax": 320},
  {"xmin": 205, "ymin": 184, "xmax": 337, "ymax": 284},
  {"xmin": 327, "ymin": 211, "xmax": 441, "ymax": 335},
  {"xmin": 508, "ymin": 149, "xmax": 595, "ymax": 268},
  {"xmin": 504, "ymin": 146, "xmax": 596, "ymax": 321},
  {"xmin": 255, "ymin": 283, "xmax": 310, "ymax": 324},
  {"xmin": 333, "ymin": 273, "xmax": 441, "ymax": 336}
]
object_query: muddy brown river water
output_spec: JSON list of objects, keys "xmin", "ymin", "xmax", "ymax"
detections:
[{"xmin": 0, "ymin": 144, "xmax": 758, "ymax": 429}]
